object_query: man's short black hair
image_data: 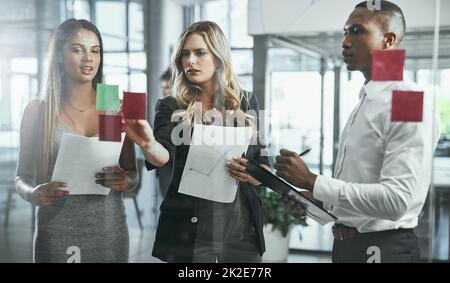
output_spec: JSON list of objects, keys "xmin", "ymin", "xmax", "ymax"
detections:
[
  {"xmin": 355, "ymin": 0, "xmax": 406, "ymax": 43},
  {"xmin": 160, "ymin": 68, "xmax": 172, "ymax": 82}
]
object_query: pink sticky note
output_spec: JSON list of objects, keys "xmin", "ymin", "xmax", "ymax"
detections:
[
  {"xmin": 391, "ymin": 91, "xmax": 424, "ymax": 122},
  {"xmin": 123, "ymin": 92, "xmax": 147, "ymax": 120},
  {"xmin": 99, "ymin": 115, "xmax": 122, "ymax": 142},
  {"xmin": 372, "ymin": 49, "xmax": 405, "ymax": 81}
]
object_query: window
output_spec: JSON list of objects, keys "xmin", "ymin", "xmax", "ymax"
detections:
[
  {"xmin": 129, "ymin": 2, "xmax": 145, "ymax": 51},
  {"xmin": 73, "ymin": 0, "xmax": 91, "ymax": 20},
  {"xmin": 96, "ymin": 1, "xmax": 127, "ymax": 51},
  {"xmin": 94, "ymin": 0, "xmax": 146, "ymax": 93},
  {"xmin": 230, "ymin": 0, "xmax": 253, "ymax": 48}
]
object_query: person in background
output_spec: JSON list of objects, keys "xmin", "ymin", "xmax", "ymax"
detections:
[{"xmin": 160, "ymin": 68, "xmax": 173, "ymax": 99}]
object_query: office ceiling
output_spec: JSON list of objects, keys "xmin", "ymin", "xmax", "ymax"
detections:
[{"xmin": 274, "ymin": 27, "xmax": 450, "ymax": 69}]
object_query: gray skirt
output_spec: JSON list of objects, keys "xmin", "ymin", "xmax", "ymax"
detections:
[{"xmin": 34, "ymin": 192, "xmax": 129, "ymax": 263}]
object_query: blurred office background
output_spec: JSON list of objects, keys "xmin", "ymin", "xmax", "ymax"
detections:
[{"xmin": 0, "ymin": 0, "xmax": 449, "ymax": 263}]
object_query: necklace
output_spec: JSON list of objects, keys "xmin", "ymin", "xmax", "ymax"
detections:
[
  {"xmin": 67, "ymin": 96, "xmax": 96, "ymax": 113},
  {"xmin": 62, "ymin": 108, "xmax": 81, "ymax": 135}
]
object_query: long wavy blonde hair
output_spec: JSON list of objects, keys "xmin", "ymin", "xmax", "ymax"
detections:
[
  {"xmin": 172, "ymin": 21, "xmax": 252, "ymax": 127},
  {"xmin": 38, "ymin": 19, "xmax": 103, "ymax": 182}
]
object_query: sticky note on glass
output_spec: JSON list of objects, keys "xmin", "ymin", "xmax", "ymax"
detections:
[
  {"xmin": 372, "ymin": 49, "xmax": 405, "ymax": 81},
  {"xmin": 391, "ymin": 91, "xmax": 424, "ymax": 122},
  {"xmin": 97, "ymin": 84, "xmax": 120, "ymax": 111},
  {"xmin": 99, "ymin": 115, "xmax": 122, "ymax": 142},
  {"xmin": 123, "ymin": 92, "xmax": 147, "ymax": 120}
]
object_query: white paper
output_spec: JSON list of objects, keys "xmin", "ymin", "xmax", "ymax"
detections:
[
  {"xmin": 178, "ymin": 124, "xmax": 253, "ymax": 203},
  {"xmin": 51, "ymin": 133, "xmax": 125, "ymax": 195}
]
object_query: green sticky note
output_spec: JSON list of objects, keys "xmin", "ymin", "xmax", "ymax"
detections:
[{"xmin": 96, "ymin": 83, "xmax": 120, "ymax": 111}]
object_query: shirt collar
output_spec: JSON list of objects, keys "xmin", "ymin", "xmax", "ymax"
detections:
[{"xmin": 361, "ymin": 81, "xmax": 396, "ymax": 101}]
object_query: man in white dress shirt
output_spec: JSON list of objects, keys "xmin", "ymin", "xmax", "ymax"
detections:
[{"xmin": 274, "ymin": 1, "xmax": 441, "ymax": 262}]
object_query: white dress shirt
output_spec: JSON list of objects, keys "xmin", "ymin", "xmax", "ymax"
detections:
[{"xmin": 313, "ymin": 79, "xmax": 441, "ymax": 233}]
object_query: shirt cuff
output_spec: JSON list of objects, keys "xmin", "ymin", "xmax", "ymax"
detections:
[{"xmin": 312, "ymin": 175, "xmax": 340, "ymax": 206}]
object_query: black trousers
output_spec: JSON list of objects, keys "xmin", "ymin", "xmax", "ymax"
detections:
[
  {"xmin": 332, "ymin": 229, "xmax": 420, "ymax": 263},
  {"xmin": 192, "ymin": 238, "xmax": 262, "ymax": 263}
]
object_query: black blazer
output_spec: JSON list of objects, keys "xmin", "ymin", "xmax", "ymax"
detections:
[{"xmin": 146, "ymin": 92, "xmax": 268, "ymax": 263}]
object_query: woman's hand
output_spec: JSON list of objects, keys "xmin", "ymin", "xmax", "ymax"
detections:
[
  {"xmin": 226, "ymin": 157, "xmax": 262, "ymax": 186},
  {"xmin": 123, "ymin": 119, "xmax": 169, "ymax": 168},
  {"xmin": 95, "ymin": 166, "xmax": 130, "ymax": 191},
  {"xmin": 28, "ymin": 182, "xmax": 69, "ymax": 207},
  {"xmin": 281, "ymin": 191, "xmax": 307, "ymax": 218},
  {"xmin": 122, "ymin": 119, "xmax": 155, "ymax": 148}
]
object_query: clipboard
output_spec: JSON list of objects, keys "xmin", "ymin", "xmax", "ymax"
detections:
[{"xmin": 246, "ymin": 159, "xmax": 337, "ymax": 225}]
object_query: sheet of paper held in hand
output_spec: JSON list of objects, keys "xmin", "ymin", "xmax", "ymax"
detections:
[
  {"xmin": 51, "ymin": 133, "xmax": 125, "ymax": 195},
  {"xmin": 178, "ymin": 124, "xmax": 253, "ymax": 203}
]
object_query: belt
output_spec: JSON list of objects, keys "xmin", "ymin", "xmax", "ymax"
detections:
[{"xmin": 332, "ymin": 224, "xmax": 359, "ymax": 240}]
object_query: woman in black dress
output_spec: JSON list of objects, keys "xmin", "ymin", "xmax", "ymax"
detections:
[{"xmin": 123, "ymin": 21, "xmax": 268, "ymax": 263}]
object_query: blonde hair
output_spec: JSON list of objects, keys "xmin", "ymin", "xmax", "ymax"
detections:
[
  {"xmin": 38, "ymin": 19, "xmax": 103, "ymax": 182},
  {"xmin": 171, "ymin": 21, "xmax": 252, "ymax": 127}
]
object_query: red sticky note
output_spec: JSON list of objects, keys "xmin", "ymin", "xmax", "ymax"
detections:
[
  {"xmin": 99, "ymin": 115, "xmax": 122, "ymax": 142},
  {"xmin": 391, "ymin": 91, "xmax": 424, "ymax": 122},
  {"xmin": 123, "ymin": 92, "xmax": 147, "ymax": 120},
  {"xmin": 372, "ymin": 49, "xmax": 405, "ymax": 81}
]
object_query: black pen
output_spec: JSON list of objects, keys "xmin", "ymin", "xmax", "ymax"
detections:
[{"xmin": 299, "ymin": 148, "xmax": 312, "ymax": 157}]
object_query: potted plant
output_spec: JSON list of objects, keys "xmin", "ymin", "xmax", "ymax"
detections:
[{"xmin": 260, "ymin": 189, "xmax": 307, "ymax": 262}]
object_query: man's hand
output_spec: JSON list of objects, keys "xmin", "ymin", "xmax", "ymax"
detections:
[{"xmin": 274, "ymin": 149, "xmax": 317, "ymax": 191}]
